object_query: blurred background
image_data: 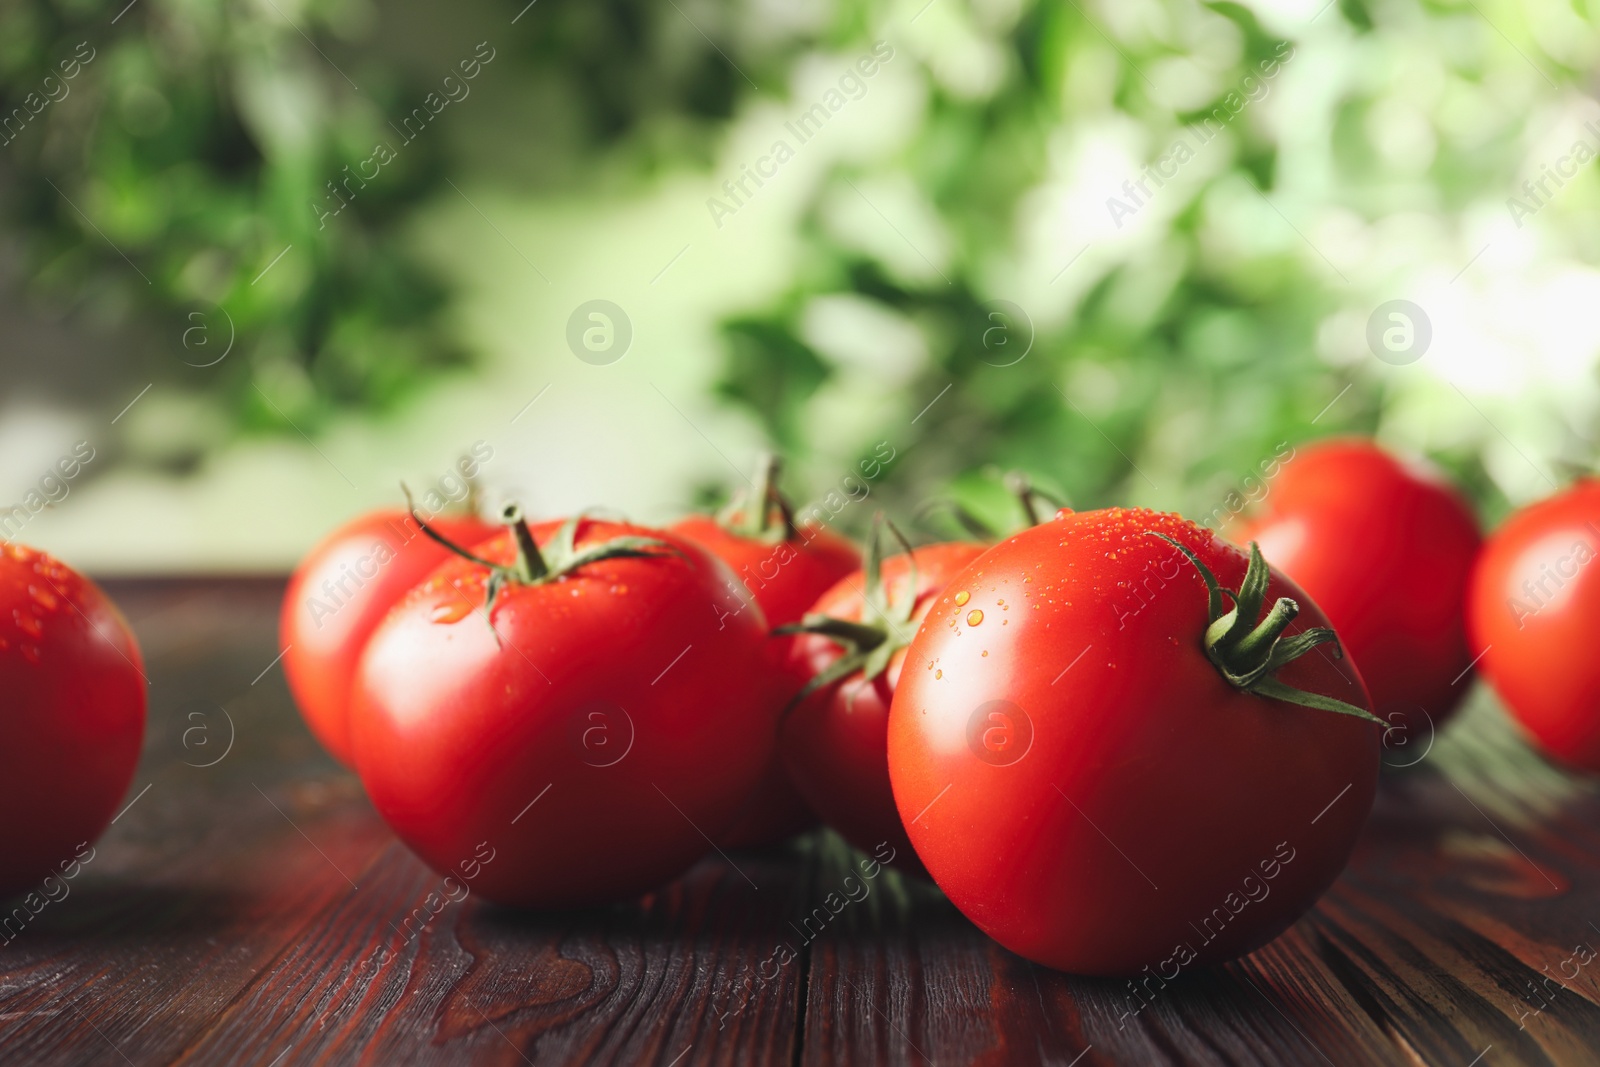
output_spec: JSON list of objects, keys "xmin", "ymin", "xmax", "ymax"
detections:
[{"xmin": 1, "ymin": 0, "xmax": 1595, "ymax": 572}]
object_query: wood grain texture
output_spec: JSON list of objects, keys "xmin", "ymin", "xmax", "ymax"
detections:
[{"xmin": 2, "ymin": 579, "xmax": 1599, "ymax": 1066}]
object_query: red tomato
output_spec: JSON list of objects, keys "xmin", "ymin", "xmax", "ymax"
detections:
[
  {"xmin": 1469, "ymin": 480, "xmax": 1600, "ymax": 770},
  {"xmin": 1235, "ymin": 439, "xmax": 1481, "ymax": 732},
  {"xmin": 281, "ymin": 509, "xmax": 497, "ymax": 766},
  {"xmin": 781, "ymin": 522, "xmax": 987, "ymax": 874},
  {"xmin": 0, "ymin": 544, "xmax": 145, "ymax": 896},
  {"xmin": 350, "ymin": 512, "xmax": 778, "ymax": 908},
  {"xmin": 889, "ymin": 509, "xmax": 1381, "ymax": 975},
  {"xmin": 671, "ymin": 455, "xmax": 860, "ymax": 848}
]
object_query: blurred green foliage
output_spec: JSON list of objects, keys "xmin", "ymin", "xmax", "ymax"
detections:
[
  {"xmin": 0, "ymin": 0, "xmax": 461, "ymax": 428},
  {"xmin": 705, "ymin": 0, "xmax": 1567, "ymax": 530},
  {"xmin": 0, "ymin": 0, "xmax": 775, "ymax": 430},
  {"xmin": 3, "ymin": 0, "xmax": 1593, "ymax": 525}
]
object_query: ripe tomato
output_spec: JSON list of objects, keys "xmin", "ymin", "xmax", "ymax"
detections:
[
  {"xmin": 1469, "ymin": 480, "xmax": 1600, "ymax": 770},
  {"xmin": 888, "ymin": 509, "xmax": 1381, "ymax": 975},
  {"xmin": 1235, "ymin": 439, "xmax": 1481, "ymax": 732},
  {"xmin": 350, "ymin": 510, "xmax": 778, "ymax": 907},
  {"xmin": 281, "ymin": 508, "xmax": 497, "ymax": 766},
  {"xmin": 780, "ymin": 519, "xmax": 987, "ymax": 873},
  {"xmin": 671, "ymin": 455, "xmax": 860, "ymax": 848},
  {"xmin": 0, "ymin": 544, "xmax": 145, "ymax": 896}
]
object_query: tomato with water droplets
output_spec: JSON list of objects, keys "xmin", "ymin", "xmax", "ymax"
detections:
[
  {"xmin": 889, "ymin": 508, "xmax": 1381, "ymax": 975},
  {"xmin": 281, "ymin": 509, "xmax": 497, "ymax": 766},
  {"xmin": 780, "ymin": 519, "xmax": 987, "ymax": 873},
  {"xmin": 0, "ymin": 543, "xmax": 145, "ymax": 896},
  {"xmin": 350, "ymin": 512, "xmax": 778, "ymax": 907}
]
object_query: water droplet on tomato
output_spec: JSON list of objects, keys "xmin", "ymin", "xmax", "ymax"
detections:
[
  {"xmin": 953, "ymin": 590, "xmax": 970, "ymax": 606},
  {"xmin": 13, "ymin": 610, "xmax": 43, "ymax": 638},
  {"xmin": 20, "ymin": 643, "xmax": 41, "ymax": 664},
  {"xmin": 966, "ymin": 609, "xmax": 984, "ymax": 626},
  {"xmin": 27, "ymin": 585, "xmax": 58, "ymax": 611},
  {"xmin": 430, "ymin": 601, "xmax": 471, "ymax": 624}
]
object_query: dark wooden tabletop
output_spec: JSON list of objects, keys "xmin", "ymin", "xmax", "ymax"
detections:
[{"xmin": 4, "ymin": 578, "xmax": 1600, "ymax": 1066}]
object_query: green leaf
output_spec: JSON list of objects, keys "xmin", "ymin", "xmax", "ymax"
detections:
[
  {"xmin": 1149, "ymin": 533, "xmax": 1224, "ymax": 620},
  {"xmin": 1250, "ymin": 676, "xmax": 1386, "ymax": 726}
]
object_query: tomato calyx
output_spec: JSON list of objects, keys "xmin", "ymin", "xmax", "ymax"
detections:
[
  {"xmin": 403, "ymin": 487, "xmax": 680, "ymax": 619},
  {"xmin": 1005, "ymin": 471, "xmax": 1068, "ymax": 527},
  {"xmin": 775, "ymin": 513, "xmax": 919, "ymax": 706},
  {"xmin": 918, "ymin": 470, "xmax": 1068, "ymax": 540},
  {"xmin": 716, "ymin": 452, "xmax": 799, "ymax": 545},
  {"xmin": 1151, "ymin": 534, "xmax": 1384, "ymax": 725}
]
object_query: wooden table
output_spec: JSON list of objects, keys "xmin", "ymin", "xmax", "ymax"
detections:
[{"xmin": 3, "ymin": 579, "xmax": 1599, "ymax": 1066}]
